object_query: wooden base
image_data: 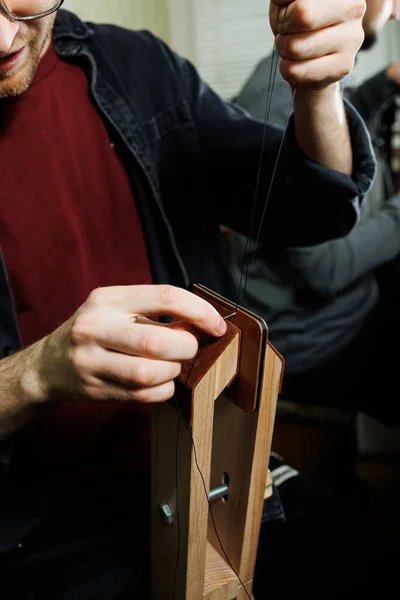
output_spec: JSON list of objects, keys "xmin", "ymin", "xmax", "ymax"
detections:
[{"xmin": 204, "ymin": 542, "xmax": 238, "ymax": 599}]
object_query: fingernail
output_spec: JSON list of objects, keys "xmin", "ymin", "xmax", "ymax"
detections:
[{"xmin": 216, "ymin": 315, "xmax": 227, "ymax": 335}]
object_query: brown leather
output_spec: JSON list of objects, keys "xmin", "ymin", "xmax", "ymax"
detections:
[
  {"xmin": 175, "ymin": 321, "xmax": 240, "ymax": 424},
  {"xmin": 180, "ymin": 284, "xmax": 270, "ymax": 414}
]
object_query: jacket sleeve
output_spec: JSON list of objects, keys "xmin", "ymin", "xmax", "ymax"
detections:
[
  {"xmin": 284, "ymin": 195, "xmax": 400, "ymax": 297},
  {"xmin": 345, "ymin": 70, "xmax": 400, "ymax": 127},
  {"xmin": 175, "ymin": 54, "xmax": 376, "ymax": 247}
]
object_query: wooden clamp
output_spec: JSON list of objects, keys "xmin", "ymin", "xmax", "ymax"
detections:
[{"xmin": 151, "ymin": 284, "xmax": 284, "ymax": 599}]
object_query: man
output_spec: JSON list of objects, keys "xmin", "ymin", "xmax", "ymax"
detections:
[
  {"xmin": 230, "ymin": 0, "xmax": 400, "ymax": 427},
  {"xmin": 0, "ymin": 0, "xmax": 373, "ymax": 597}
]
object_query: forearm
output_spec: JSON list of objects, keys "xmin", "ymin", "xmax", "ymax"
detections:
[
  {"xmin": 293, "ymin": 82, "xmax": 352, "ymax": 175},
  {"xmin": 0, "ymin": 341, "xmax": 45, "ymax": 440}
]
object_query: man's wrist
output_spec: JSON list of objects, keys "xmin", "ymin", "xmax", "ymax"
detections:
[
  {"xmin": 0, "ymin": 339, "xmax": 50, "ymax": 440},
  {"xmin": 293, "ymin": 82, "xmax": 344, "ymax": 113},
  {"xmin": 292, "ymin": 81, "xmax": 352, "ymax": 174},
  {"xmin": 10, "ymin": 338, "xmax": 50, "ymax": 408}
]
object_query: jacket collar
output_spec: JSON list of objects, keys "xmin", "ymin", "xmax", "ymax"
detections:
[{"xmin": 53, "ymin": 9, "xmax": 92, "ymax": 42}]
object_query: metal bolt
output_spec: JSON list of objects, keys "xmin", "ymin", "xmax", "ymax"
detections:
[
  {"xmin": 208, "ymin": 483, "xmax": 229, "ymax": 503},
  {"xmin": 159, "ymin": 503, "xmax": 173, "ymax": 525}
]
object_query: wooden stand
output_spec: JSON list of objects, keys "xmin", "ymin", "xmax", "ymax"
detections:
[{"xmin": 151, "ymin": 285, "xmax": 284, "ymax": 599}]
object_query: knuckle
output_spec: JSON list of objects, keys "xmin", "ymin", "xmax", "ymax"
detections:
[
  {"xmin": 141, "ymin": 332, "xmax": 166, "ymax": 358},
  {"xmin": 68, "ymin": 347, "xmax": 91, "ymax": 376},
  {"xmin": 133, "ymin": 361, "xmax": 181, "ymax": 387},
  {"xmin": 352, "ymin": 0, "xmax": 366, "ymax": 21},
  {"xmin": 155, "ymin": 381, "xmax": 175, "ymax": 402},
  {"xmin": 156, "ymin": 284, "xmax": 179, "ymax": 309},
  {"xmin": 187, "ymin": 335, "xmax": 199, "ymax": 359},
  {"xmin": 70, "ymin": 313, "xmax": 94, "ymax": 345},
  {"xmin": 356, "ymin": 29, "xmax": 365, "ymax": 49},
  {"xmin": 163, "ymin": 381, "xmax": 176, "ymax": 401},
  {"xmin": 346, "ymin": 23, "xmax": 365, "ymax": 51},
  {"xmin": 131, "ymin": 381, "xmax": 176, "ymax": 404},
  {"xmin": 171, "ymin": 362, "xmax": 182, "ymax": 379},
  {"xmin": 295, "ymin": 1, "xmax": 313, "ymax": 29},
  {"xmin": 282, "ymin": 37, "xmax": 297, "ymax": 58},
  {"xmin": 337, "ymin": 55, "xmax": 356, "ymax": 80},
  {"xmin": 279, "ymin": 60, "xmax": 298, "ymax": 82},
  {"xmin": 131, "ymin": 361, "xmax": 152, "ymax": 386},
  {"xmin": 85, "ymin": 380, "xmax": 108, "ymax": 401},
  {"xmin": 86, "ymin": 287, "xmax": 106, "ymax": 307},
  {"xmin": 283, "ymin": 36, "xmax": 306, "ymax": 60}
]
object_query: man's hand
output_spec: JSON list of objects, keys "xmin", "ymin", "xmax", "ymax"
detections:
[
  {"xmin": 268, "ymin": 0, "xmax": 366, "ymax": 173},
  {"xmin": 270, "ymin": 0, "xmax": 366, "ymax": 90},
  {"xmin": 32, "ymin": 285, "xmax": 227, "ymax": 405},
  {"xmin": 0, "ymin": 285, "xmax": 227, "ymax": 439}
]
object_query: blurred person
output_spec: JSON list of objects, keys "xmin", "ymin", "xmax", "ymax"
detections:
[{"xmin": 0, "ymin": 0, "xmax": 374, "ymax": 597}]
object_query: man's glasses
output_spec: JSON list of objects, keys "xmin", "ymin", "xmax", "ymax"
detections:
[{"xmin": 0, "ymin": 0, "xmax": 64, "ymax": 21}]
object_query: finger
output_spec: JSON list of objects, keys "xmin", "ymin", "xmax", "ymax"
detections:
[
  {"xmin": 169, "ymin": 319, "xmax": 223, "ymax": 349},
  {"xmin": 277, "ymin": 21, "xmax": 361, "ymax": 61},
  {"xmin": 72, "ymin": 309, "xmax": 200, "ymax": 360},
  {"xmin": 86, "ymin": 377, "xmax": 176, "ymax": 404},
  {"xmin": 270, "ymin": 0, "xmax": 365, "ymax": 35},
  {"xmin": 93, "ymin": 351, "xmax": 182, "ymax": 388},
  {"xmin": 279, "ymin": 52, "xmax": 353, "ymax": 88},
  {"xmin": 169, "ymin": 317, "xmax": 193, "ymax": 331},
  {"xmin": 85, "ymin": 285, "xmax": 227, "ymax": 338},
  {"xmin": 94, "ymin": 321, "xmax": 199, "ymax": 361},
  {"xmin": 136, "ymin": 316, "xmax": 213, "ymax": 345}
]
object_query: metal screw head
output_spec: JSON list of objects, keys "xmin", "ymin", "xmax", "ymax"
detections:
[{"xmin": 159, "ymin": 503, "xmax": 173, "ymax": 525}]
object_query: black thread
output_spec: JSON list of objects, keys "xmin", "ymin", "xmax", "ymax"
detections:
[
  {"xmin": 172, "ymin": 8, "xmax": 293, "ymax": 598},
  {"xmin": 236, "ymin": 6, "xmax": 292, "ymax": 309}
]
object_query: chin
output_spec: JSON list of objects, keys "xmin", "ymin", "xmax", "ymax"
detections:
[
  {"xmin": 0, "ymin": 74, "xmax": 33, "ymax": 98},
  {"xmin": 0, "ymin": 60, "xmax": 38, "ymax": 98}
]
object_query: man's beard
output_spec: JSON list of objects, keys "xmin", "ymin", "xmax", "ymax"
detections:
[
  {"xmin": 0, "ymin": 27, "xmax": 52, "ymax": 99},
  {"xmin": 361, "ymin": 32, "xmax": 377, "ymax": 51},
  {"xmin": 0, "ymin": 55, "xmax": 38, "ymax": 98}
]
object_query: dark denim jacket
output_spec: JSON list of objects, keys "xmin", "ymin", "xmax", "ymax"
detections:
[{"xmin": 0, "ymin": 9, "xmax": 376, "ymax": 552}]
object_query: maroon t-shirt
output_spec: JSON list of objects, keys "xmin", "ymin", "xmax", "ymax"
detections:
[{"xmin": 0, "ymin": 43, "xmax": 154, "ymax": 479}]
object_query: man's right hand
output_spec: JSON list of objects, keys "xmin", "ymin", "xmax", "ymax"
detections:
[
  {"xmin": 0, "ymin": 285, "xmax": 227, "ymax": 439},
  {"xmin": 31, "ymin": 284, "xmax": 227, "ymax": 405}
]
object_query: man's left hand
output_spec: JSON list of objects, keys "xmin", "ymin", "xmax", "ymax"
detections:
[{"xmin": 270, "ymin": 0, "xmax": 366, "ymax": 90}]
